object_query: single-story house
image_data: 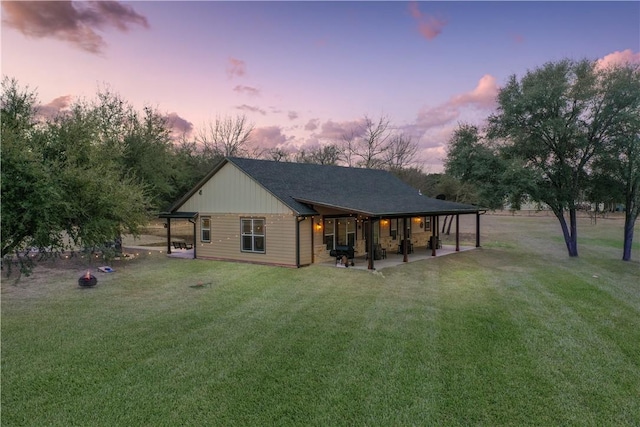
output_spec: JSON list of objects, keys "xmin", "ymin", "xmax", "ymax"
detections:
[{"xmin": 159, "ymin": 157, "xmax": 481, "ymax": 269}]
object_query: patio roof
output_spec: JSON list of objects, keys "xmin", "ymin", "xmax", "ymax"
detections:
[{"xmin": 158, "ymin": 211, "xmax": 198, "ymax": 219}]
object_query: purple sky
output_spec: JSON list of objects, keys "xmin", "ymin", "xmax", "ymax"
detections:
[{"xmin": 2, "ymin": 1, "xmax": 639, "ymax": 171}]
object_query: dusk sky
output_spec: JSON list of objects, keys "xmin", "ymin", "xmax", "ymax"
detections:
[{"xmin": 2, "ymin": 1, "xmax": 639, "ymax": 171}]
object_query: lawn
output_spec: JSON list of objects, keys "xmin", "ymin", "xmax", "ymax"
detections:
[{"xmin": 2, "ymin": 214, "xmax": 639, "ymax": 426}]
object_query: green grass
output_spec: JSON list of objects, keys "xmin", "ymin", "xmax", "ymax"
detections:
[{"xmin": 2, "ymin": 215, "xmax": 639, "ymax": 426}]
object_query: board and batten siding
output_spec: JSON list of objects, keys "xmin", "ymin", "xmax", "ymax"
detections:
[
  {"xmin": 178, "ymin": 162, "xmax": 291, "ymax": 215},
  {"xmin": 196, "ymin": 213, "xmax": 299, "ymax": 266}
]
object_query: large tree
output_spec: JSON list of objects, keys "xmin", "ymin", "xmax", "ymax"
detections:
[
  {"xmin": 593, "ymin": 63, "xmax": 640, "ymax": 260},
  {"xmin": 1, "ymin": 78, "xmax": 149, "ymax": 272},
  {"xmin": 488, "ymin": 59, "xmax": 633, "ymax": 257}
]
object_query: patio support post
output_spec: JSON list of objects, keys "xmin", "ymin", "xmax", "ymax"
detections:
[
  {"xmin": 311, "ymin": 216, "xmax": 315, "ymax": 264},
  {"xmin": 455, "ymin": 214, "xmax": 460, "ymax": 252},
  {"xmin": 166, "ymin": 218, "xmax": 172, "ymax": 254},
  {"xmin": 190, "ymin": 218, "xmax": 197, "ymax": 259},
  {"xmin": 368, "ymin": 218, "xmax": 375, "ymax": 270},
  {"xmin": 476, "ymin": 212, "xmax": 481, "ymax": 247},
  {"xmin": 431, "ymin": 215, "xmax": 436, "ymax": 257},
  {"xmin": 403, "ymin": 217, "xmax": 408, "ymax": 262}
]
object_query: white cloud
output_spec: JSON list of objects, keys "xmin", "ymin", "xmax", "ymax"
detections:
[{"xmin": 596, "ymin": 49, "xmax": 640, "ymax": 70}]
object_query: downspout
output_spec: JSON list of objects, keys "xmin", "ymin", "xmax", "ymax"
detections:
[{"xmin": 296, "ymin": 216, "xmax": 305, "ymax": 268}]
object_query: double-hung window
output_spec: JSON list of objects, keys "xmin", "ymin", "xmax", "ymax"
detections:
[
  {"xmin": 201, "ymin": 217, "xmax": 211, "ymax": 242},
  {"xmin": 241, "ymin": 218, "xmax": 265, "ymax": 253}
]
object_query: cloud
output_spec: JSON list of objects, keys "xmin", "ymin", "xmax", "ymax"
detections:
[
  {"xmin": 408, "ymin": 1, "xmax": 446, "ymax": 41},
  {"xmin": 236, "ymin": 104, "xmax": 266, "ymax": 115},
  {"xmin": 414, "ymin": 74, "xmax": 498, "ymax": 133},
  {"xmin": 250, "ymin": 126, "xmax": 290, "ymax": 150},
  {"xmin": 596, "ymin": 49, "xmax": 640, "ymax": 70},
  {"xmin": 450, "ymin": 74, "xmax": 499, "ymax": 108},
  {"xmin": 304, "ymin": 118, "xmax": 320, "ymax": 131},
  {"xmin": 164, "ymin": 112, "xmax": 193, "ymax": 137},
  {"xmin": 1, "ymin": 1, "xmax": 148, "ymax": 54},
  {"xmin": 36, "ymin": 95, "xmax": 73, "ymax": 119},
  {"xmin": 227, "ymin": 57, "xmax": 246, "ymax": 79},
  {"xmin": 233, "ymin": 85, "xmax": 260, "ymax": 96},
  {"xmin": 287, "ymin": 111, "xmax": 299, "ymax": 121},
  {"xmin": 415, "ymin": 104, "xmax": 460, "ymax": 130},
  {"xmin": 315, "ymin": 119, "xmax": 365, "ymax": 141}
]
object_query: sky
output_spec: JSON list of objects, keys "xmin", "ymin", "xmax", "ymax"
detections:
[{"xmin": 2, "ymin": 1, "xmax": 639, "ymax": 171}]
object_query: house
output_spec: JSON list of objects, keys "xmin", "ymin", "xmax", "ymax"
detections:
[{"xmin": 159, "ymin": 157, "xmax": 481, "ymax": 269}]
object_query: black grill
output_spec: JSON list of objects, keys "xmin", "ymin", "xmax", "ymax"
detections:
[{"xmin": 330, "ymin": 245, "xmax": 355, "ymax": 266}]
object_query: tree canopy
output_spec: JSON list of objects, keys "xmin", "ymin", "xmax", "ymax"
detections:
[{"xmin": 445, "ymin": 59, "xmax": 640, "ymax": 260}]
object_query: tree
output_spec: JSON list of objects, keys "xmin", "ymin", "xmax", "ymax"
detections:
[
  {"xmin": 593, "ymin": 63, "xmax": 640, "ymax": 260},
  {"xmin": 296, "ymin": 144, "xmax": 341, "ymax": 165},
  {"xmin": 1, "ymin": 78, "xmax": 149, "ymax": 273},
  {"xmin": 488, "ymin": 59, "xmax": 629, "ymax": 257},
  {"xmin": 1, "ymin": 78, "xmax": 63, "ymax": 261},
  {"xmin": 383, "ymin": 133, "xmax": 418, "ymax": 171},
  {"xmin": 196, "ymin": 114, "xmax": 254, "ymax": 160},
  {"xmin": 339, "ymin": 115, "xmax": 392, "ymax": 169},
  {"xmin": 445, "ymin": 123, "xmax": 509, "ymax": 210}
]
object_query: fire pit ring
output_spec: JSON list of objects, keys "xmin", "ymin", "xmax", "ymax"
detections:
[{"xmin": 78, "ymin": 271, "xmax": 98, "ymax": 287}]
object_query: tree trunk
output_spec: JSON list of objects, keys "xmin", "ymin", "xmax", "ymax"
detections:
[
  {"xmin": 442, "ymin": 215, "xmax": 449, "ymax": 234},
  {"xmin": 553, "ymin": 208, "xmax": 579, "ymax": 257},
  {"xmin": 622, "ymin": 217, "xmax": 635, "ymax": 261},
  {"xmin": 622, "ymin": 205, "xmax": 638, "ymax": 261}
]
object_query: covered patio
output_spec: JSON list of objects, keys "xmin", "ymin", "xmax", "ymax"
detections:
[{"xmin": 324, "ymin": 243, "xmax": 477, "ymax": 270}]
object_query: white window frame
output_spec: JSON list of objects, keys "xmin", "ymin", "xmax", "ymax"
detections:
[
  {"xmin": 241, "ymin": 218, "xmax": 265, "ymax": 253},
  {"xmin": 201, "ymin": 217, "xmax": 211, "ymax": 242}
]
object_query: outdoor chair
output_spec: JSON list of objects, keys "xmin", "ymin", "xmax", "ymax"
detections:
[{"xmin": 397, "ymin": 239, "xmax": 413, "ymax": 254}]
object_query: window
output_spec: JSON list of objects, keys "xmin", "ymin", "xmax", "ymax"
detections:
[
  {"xmin": 324, "ymin": 217, "xmax": 356, "ymax": 249},
  {"xmin": 201, "ymin": 217, "xmax": 211, "ymax": 242},
  {"xmin": 390, "ymin": 219, "xmax": 398, "ymax": 240},
  {"xmin": 324, "ymin": 219, "xmax": 335, "ymax": 250},
  {"xmin": 241, "ymin": 218, "xmax": 265, "ymax": 253}
]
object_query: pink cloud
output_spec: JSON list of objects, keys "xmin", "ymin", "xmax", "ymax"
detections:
[
  {"xmin": 315, "ymin": 119, "xmax": 365, "ymax": 141},
  {"xmin": 304, "ymin": 118, "xmax": 320, "ymax": 131},
  {"xmin": 164, "ymin": 112, "xmax": 193, "ymax": 137},
  {"xmin": 450, "ymin": 74, "xmax": 499, "ymax": 108},
  {"xmin": 1, "ymin": 1, "xmax": 148, "ymax": 54},
  {"xmin": 596, "ymin": 49, "xmax": 640, "ymax": 70},
  {"xmin": 250, "ymin": 126, "xmax": 290, "ymax": 150},
  {"xmin": 415, "ymin": 104, "xmax": 460, "ymax": 130},
  {"xmin": 36, "ymin": 95, "xmax": 73, "ymax": 119},
  {"xmin": 288, "ymin": 111, "xmax": 299, "ymax": 120},
  {"xmin": 411, "ymin": 74, "xmax": 498, "ymax": 146},
  {"xmin": 236, "ymin": 104, "xmax": 266, "ymax": 115},
  {"xmin": 227, "ymin": 57, "xmax": 246, "ymax": 79},
  {"xmin": 408, "ymin": 1, "xmax": 446, "ymax": 41},
  {"xmin": 233, "ymin": 85, "xmax": 260, "ymax": 96}
]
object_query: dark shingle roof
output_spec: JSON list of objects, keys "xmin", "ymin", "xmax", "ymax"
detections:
[{"xmin": 226, "ymin": 157, "xmax": 479, "ymax": 217}]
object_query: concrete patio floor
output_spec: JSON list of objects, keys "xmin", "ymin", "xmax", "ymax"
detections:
[{"xmin": 325, "ymin": 245, "xmax": 477, "ymax": 271}]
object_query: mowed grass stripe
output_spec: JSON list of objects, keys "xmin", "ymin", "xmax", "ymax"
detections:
[{"xmin": 2, "ymin": 214, "xmax": 639, "ymax": 425}]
